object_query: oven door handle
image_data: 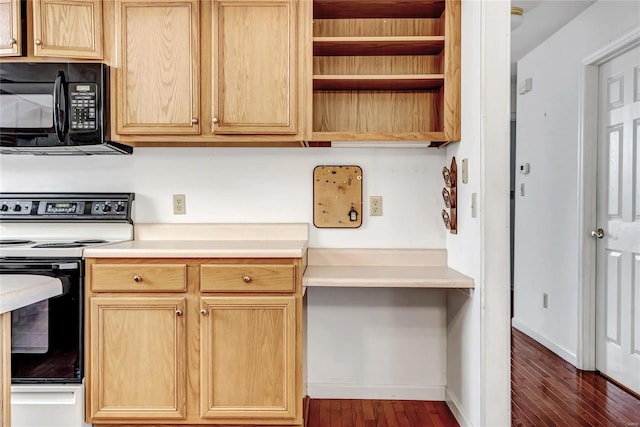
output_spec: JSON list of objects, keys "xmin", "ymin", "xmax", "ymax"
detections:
[
  {"xmin": 53, "ymin": 71, "xmax": 69, "ymax": 143},
  {"xmin": 53, "ymin": 262, "xmax": 79, "ymax": 270},
  {"xmin": 0, "ymin": 261, "xmax": 80, "ymax": 271}
]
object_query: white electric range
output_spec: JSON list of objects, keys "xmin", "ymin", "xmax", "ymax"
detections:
[{"xmin": 0, "ymin": 192, "xmax": 134, "ymax": 427}]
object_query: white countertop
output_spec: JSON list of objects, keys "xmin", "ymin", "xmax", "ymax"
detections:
[
  {"xmin": 303, "ymin": 265, "xmax": 474, "ymax": 288},
  {"xmin": 84, "ymin": 223, "xmax": 309, "ymax": 258},
  {"xmin": 83, "ymin": 239, "xmax": 308, "ymax": 258},
  {"xmin": 82, "ymin": 224, "xmax": 473, "ymax": 289},
  {"xmin": 303, "ymin": 248, "xmax": 474, "ymax": 289},
  {"xmin": 0, "ymin": 275, "xmax": 63, "ymax": 314}
]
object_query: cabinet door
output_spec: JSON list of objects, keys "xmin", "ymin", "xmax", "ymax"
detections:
[
  {"xmin": 115, "ymin": 0, "xmax": 199, "ymax": 135},
  {"xmin": 211, "ymin": 0, "xmax": 297, "ymax": 134},
  {"xmin": 0, "ymin": 0, "xmax": 21, "ymax": 56},
  {"xmin": 200, "ymin": 296, "xmax": 297, "ymax": 421},
  {"xmin": 88, "ymin": 296, "xmax": 187, "ymax": 421},
  {"xmin": 33, "ymin": 0, "xmax": 103, "ymax": 58}
]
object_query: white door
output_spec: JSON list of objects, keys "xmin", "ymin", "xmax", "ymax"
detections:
[{"xmin": 595, "ymin": 45, "xmax": 640, "ymax": 394}]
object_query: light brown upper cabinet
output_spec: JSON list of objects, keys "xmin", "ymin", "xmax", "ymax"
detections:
[
  {"xmin": 0, "ymin": 0, "xmax": 21, "ymax": 56},
  {"xmin": 113, "ymin": 0, "xmax": 200, "ymax": 135},
  {"xmin": 311, "ymin": 0, "xmax": 460, "ymax": 145},
  {"xmin": 33, "ymin": 0, "xmax": 103, "ymax": 59},
  {"xmin": 209, "ymin": 0, "xmax": 297, "ymax": 135},
  {"xmin": 0, "ymin": 0, "xmax": 103, "ymax": 59},
  {"xmin": 109, "ymin": 0, "xmax": 309, "ymax": 146}
]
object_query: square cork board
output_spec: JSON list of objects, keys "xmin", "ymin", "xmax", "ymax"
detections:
[{"xmin": 313, "ymin": 165, "xmax": 362, "ymax": 228}]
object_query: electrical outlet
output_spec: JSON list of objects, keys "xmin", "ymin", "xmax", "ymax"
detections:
[
  {"xmin": 173, "ymin": 194, "xmax": 186, "ymax": 215},
  {"xmin": 369, "ymin": 196, "xmax": 382, "ymax": 216},
  {"xmin": 543, "ymin": 293, "xmax": 548, "ymax": 308}
]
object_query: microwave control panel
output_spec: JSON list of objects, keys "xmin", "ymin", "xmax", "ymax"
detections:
[{"xmin": 70, "ymin": 83, "xmax": 97, "ymax": 132}]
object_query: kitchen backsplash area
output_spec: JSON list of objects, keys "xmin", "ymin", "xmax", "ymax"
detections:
[{"xmin": 0, "ymin": 147, "xmax": 447, "ymax": 249}]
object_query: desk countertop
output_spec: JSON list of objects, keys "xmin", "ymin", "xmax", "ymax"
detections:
[{"xmin": 303, "ymin": 248, "xmax": 474, "ymax": 289}]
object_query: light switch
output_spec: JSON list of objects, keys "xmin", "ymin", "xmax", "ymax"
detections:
[{"xmin": 461, "ymin": 159, "xmax": 468, "ymax": 184}]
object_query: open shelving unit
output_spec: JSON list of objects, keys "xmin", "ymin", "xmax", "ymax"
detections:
[{"xmin": 311, "ymin": 0, "xmax": 460, "ymax": 145}]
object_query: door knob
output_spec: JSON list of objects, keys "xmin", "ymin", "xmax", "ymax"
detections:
[{"xmin": 591, "ymin": 228, "xmax": 605, "ymax": 239}]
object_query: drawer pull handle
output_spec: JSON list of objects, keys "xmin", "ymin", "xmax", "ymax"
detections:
[
  {"xmin": 175, "ymin": 309, "xmax": 183, "ymax": 316},
  {"xmin": 200, "ymin": 309, "xmax": 208, "ymax": 316},
  {"xmin": 243, "ymin": 275, "xmax": 252, "ymax": 283},
  {"xmin": 133, "ymin": 275, "xmax": 142, "ymax": 282}
]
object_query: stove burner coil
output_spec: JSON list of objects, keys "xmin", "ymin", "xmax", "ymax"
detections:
[
  {"xmin": 73, "ymin": 239, "xmax": 108, "ymax": 244},
  {"xmin": 0, "ymin": 239, "xmax": 34, "ymax": 245}
]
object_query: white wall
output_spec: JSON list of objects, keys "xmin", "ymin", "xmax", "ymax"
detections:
[
  {"xmin": 444, "ymin": 1, "xmax": 511, "ymax": 426},
  {"xmin": 0, "ymin": 147, "xmax": 454, "ymax": 398},
  {"xmin": 513, "ymin": 0, "xmax": 640, "ymax": 364},
  {"xmin": 444, "ymin": 0, "xmax": 482, "ymax": 423},
  {"xmin": 0, "ymin": 148, "xmax": 446, "ymax": 248}
]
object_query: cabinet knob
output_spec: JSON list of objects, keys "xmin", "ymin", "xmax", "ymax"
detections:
[
  {"xmin": 35, "ymin": 39, "xmax": 42, "ymax": 45},
  {"xmin": 212, "ymin": 117, "xmax": 219, "ymax": 124},
  {"xmin": 191, "ymin": 118, "xmax": 198, "ymax": 124},
  {"xmin": 243, "ymin": 275, "xmax": 252, "ymax": 283},
  {"xmin": 200, "ymin": 309, "xmax": 208, "ymax": 316},
  {"xmin": 133, "ymin": 275, "xmax": 142, "ymax": 282},
  {"xmin": 8, "ymin": 37, "xmax": 16, "ymax": 46},
  {"xmin": 175, "ymin": 309, "xmax": 183, "ymax": 316}
]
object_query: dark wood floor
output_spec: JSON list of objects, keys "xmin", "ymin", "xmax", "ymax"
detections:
[
  {"xmin": 306, "ymin": 328, "xmax": 640, "ymax": 427},
  {"xmin": 512, "ymin": 327, "xmax": 640, "ymax": 426},
  {"xmin": 306, "ymin": 399, "xmax": 458, "ymax": 427}
]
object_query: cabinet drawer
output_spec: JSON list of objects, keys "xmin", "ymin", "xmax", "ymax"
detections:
[
  {"xmin": 200, "ymin": 265, "xmax": 295, "ymax": 293},
  {"xmin": 91, "ymin": 264, "xmax": 187, "ymax": 292}
]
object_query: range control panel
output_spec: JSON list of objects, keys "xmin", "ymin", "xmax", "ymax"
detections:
[{"xmin": 0, "ymin": 193, "xmax": 134, "ymax": 222}]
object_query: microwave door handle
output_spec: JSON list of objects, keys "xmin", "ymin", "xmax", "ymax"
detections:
[{"xmin": 53, "ymin": 71, "xmax": 69, "ymax": 142}]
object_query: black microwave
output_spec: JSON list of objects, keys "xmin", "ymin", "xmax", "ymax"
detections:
[{"xmin": 0, "ymin": 62, "xmax": 132, "ymax": 155}]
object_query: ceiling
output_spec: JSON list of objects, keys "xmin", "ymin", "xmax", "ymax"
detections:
[{"xmin": 511, "ymin": 0, "xmax": 596, "ymax": 79}]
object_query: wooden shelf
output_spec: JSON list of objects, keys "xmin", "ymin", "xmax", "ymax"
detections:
[
  {"xmin": 313, "ymin": 0, "xmax": 445, "ymax": 19},
  {"xmin": 313, "ymin": 36, "xmax": 445, "ymax": 56},
  {"xmin": 310, "ymin": 0, "xmax": 459, "ymax": 143},
  {"xmin": 313, "ymin": 74, "xmax": 444, "ymax": 90}
]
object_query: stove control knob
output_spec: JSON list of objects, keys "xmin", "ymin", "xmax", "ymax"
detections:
[
  {"xmin": 115, "ymin": 204, "xmax": 125, "ymax": 212},
  {"xmin": 13, "ymin": 204, "xmax": 22, "ymax": 212},
  {"xmin": 0, "ymin": 204, "xmax": 8, "ymax": 212},
  {"xmin": 102, "ymin": 205, "xmax": 112, "ymax": 213}
]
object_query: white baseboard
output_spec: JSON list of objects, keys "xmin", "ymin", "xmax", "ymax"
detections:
[
  {"xmin": 306, "ymin": 383, "xmax": 445, "ymax": 400},
  {"xmin": 445, "ymin": 388, "xmax": 473, "ymax": 427},
  {"xmin": 512, "ymin": 318, "xmax": 578, "ymax": 366}
]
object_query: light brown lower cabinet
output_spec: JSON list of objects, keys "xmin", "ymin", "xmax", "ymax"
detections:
[
  {"xmin": 200, "ymin": 296, "xmax": 297, "ymax": 420},
  {"xmin": 85, "ymin": 258, "xmax": 304, "ymax": 426}
]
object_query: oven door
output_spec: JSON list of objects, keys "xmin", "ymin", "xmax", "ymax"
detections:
[{"xmin": 0, "ymin": 259, "xmax": 83, "ymax": 383}]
